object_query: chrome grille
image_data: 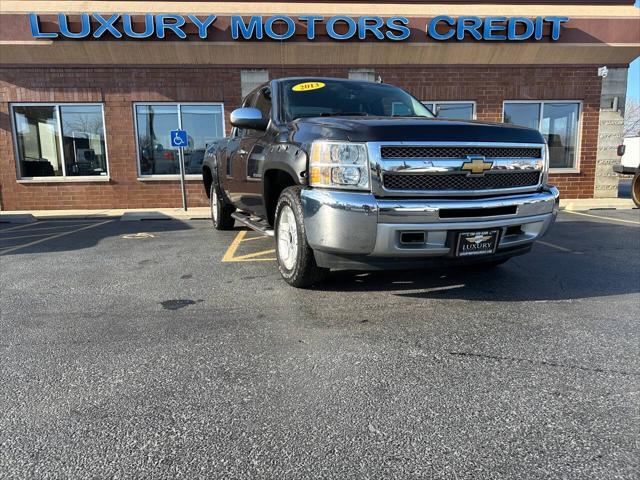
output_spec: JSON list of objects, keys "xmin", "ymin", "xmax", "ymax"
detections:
[
  {"xmin": 382, "ymin": 171, "xmax": 541, "ymax": 191},
  {"xmin": 380, "ymin": 146, "xmax": 542, "ymax": 159}
]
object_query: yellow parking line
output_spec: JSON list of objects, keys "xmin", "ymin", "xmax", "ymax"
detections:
[
  {"xmin": 221, "ymin": 230, "xmax": 276, "ymax": 262},
  {"xmin": 240, "ymin": 235, "xmax": 271, "ymax": 242},
  {"xmin": 0, "ymin": 220, "xmax": 113, "ymax": 255},
  {"xmin": 564, "ymin": 210, "xmax": 640, "ymax": 225},
  {"xmin": 221, "ymin": 230, "xmax": 248, "ymax": 262},
  {"xmin": 231, "ymin": 249, "xmax": 276, "ymax": 261}
]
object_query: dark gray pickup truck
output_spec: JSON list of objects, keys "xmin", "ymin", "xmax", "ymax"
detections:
[{"xmin": 202, "ymin": 77, "xmax": 559, "ymax": 287}]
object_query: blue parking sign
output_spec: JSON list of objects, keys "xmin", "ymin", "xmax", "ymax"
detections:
[{"xmin": 170, "ymin": 129, "xmax": 188, "ymax": 148}]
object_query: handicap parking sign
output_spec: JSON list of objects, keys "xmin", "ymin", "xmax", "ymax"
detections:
[{"xmin": 170, "ymin": 130, "xmax": 188, "ymax": 147}]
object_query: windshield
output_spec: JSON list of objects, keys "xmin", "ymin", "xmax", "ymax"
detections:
[{"xmin": 281, "ymin": 79, "xmax": 434, "ymax": 122}]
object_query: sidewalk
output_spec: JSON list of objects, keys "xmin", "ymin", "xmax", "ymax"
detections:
[
  {"xmin": 0, "ymin": 199, "xmax": 635, "ymax": 223},
  {"xmin": 0, "ymin": 208, "xmax": 211, "ymax": 223}
]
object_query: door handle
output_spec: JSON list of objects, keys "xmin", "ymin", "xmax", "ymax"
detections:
[{"xmin": 238, "ymin": 149, "xmax": 248, "ymax": 155}]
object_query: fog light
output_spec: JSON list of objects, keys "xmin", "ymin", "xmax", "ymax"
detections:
[{"xmin": 400, "ymin": 231, "xmax": 426, "ymax": 245}]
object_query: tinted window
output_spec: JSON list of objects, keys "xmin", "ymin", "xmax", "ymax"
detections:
[
  {"xmin": 504, "ymin": 103, "xmax": 540, "ymax": 130},
  {"xmin": 434, "ymin": 103, "xmax": 474, "ymax": 120},
  {"xmin": 281, "ymin": 79, "xmax": 433, "ymax": 121},
  {"xmin": 60, "ymin": 105, "xmax": 107, "ymax": 176},
  {"xmin": 12, "ymin": 104, "xmax": 107, "ymax": 178},
  {"xmin": 135, "ymin": 103, "xmax": 224, "ymax": 176},
  {"xmin": 503, "ymin": 102, "xmax": 580, "ymax": 169},
  {"xmin": 541, "ymin": 103, "xmax": 580, "ymax": 169},
  {"xmin": 254, "ymin": 87, "xmax": 272, "ymax": 121}
]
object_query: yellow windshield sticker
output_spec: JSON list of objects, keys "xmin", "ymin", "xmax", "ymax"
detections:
[{"xmin": 292, "ymin": 81, "xmax": 326, "ymax": 92}]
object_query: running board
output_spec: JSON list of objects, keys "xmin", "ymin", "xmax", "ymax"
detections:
[{"xmin": 231, "ymin": 212, "xmax": 274, "ymax": 237}]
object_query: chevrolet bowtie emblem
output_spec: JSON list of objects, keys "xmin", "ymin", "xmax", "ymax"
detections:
[{"xmin": 461, "ymin": 157, "xmax": 493, "ymax": 175}]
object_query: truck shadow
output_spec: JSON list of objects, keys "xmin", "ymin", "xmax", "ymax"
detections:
[
  {"xmin": 317, "ymin": 220, "xmax": 640, "ymax": 302},
  {"xmin": 0, "ymin": 218, "xmax": 195, "ymax": 256}
]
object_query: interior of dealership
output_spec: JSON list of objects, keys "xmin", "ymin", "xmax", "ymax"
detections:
[{"xmin": 0, "ymin": 1, "xmax": 639, "ymax": 210}]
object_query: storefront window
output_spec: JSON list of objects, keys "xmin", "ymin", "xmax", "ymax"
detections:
[
  {"xmin": 241, "ymin": 70, "xmax": 269, "ymax": 98},
  {"xmin": 504, "ymin": 102, "xmax": 581, "ymax": 169},
  {"xmin": 60, "ymin": 105, "xmax": 107, "ymax": 176},
  {"xmin": 12, "ymin": 104, "xmax": 107, "ymax": 178},
  {"xmin": 135, "ymin": 103, "xmax": 224, "ymax": 176},
  {"xmin": 424, "ymin": 102, "xmax": 475, "ymax": 120},
  {"xmin": 348, "ymin": 69, "xmax": 376, "ymax": 82}
]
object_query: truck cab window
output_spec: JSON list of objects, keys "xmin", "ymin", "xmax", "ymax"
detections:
[
  {"xmin": 254, "ymin": 87, "xmax": 272, "ymax": 122},
  {"xmin": 281, "ymin": 79, "xmax": 433, "ymax": 122}
]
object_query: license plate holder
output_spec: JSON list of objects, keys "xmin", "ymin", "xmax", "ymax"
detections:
[{"xmin": 455, "ymin": 229, "xmax": 500, "ymax": 257}]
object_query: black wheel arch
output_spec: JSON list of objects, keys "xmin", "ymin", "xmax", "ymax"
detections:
[
  {"xmin": 263, "ymin": 168, "xmax": 298, "ymax": 226},
  {"xmin": 262, "ymin": 143, "xmax": 308, "ymax": 225},
  {"xmin": 202, "ymin": 165, "xmax": 214, "ymax": 199}
]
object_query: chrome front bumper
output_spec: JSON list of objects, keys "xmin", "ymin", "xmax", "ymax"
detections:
[{"xmin": 301, "ymin": 186, "xmax": 559, "ymax": 259}]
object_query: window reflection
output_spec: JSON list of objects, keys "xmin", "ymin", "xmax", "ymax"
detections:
[
  {"xmin": 541, "ymin": 103, "xmax": 579, "ymax": 169},
  {"xmin": 12, "ymin": 104, "xmax": 107, "ymax": 178},
  {"xmin": 135, "ymin": 104, "xmax": 225, "ymax": 176},
  {"xmin": 423, "ymin": 102, "xmax": 475, "ymax": 120},
  {"xmin": 14, "ymin": 106, "xmax": 62, "ymax": 177},
  {"xmin": 503, "ymin": 102, "xmax": 580, "ymax": 169},
  {"xmin": 60, "ymin": 105, "xmax": 107, "ymax": 176},
  {"xmin": 435, "ymin": 103, "xmax": 474, "ymax": 120},
  {"xmin": 503, "ymin": 103, "xmax": 540, "ymax": 130},
  {"xmin": 181, "ymin": 105, "xmax": 224, "ymax": 174},
  {"xmin": 136, "ymin": 105, "xmax": 179, "ymax": 175}
]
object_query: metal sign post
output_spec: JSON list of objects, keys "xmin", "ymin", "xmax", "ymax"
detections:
[{"xmin": 170, "ymin": 129, "xmax": 189, "ymax": 211}]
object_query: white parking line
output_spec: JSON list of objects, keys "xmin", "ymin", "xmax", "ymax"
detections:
[
  {"xmin": 564, "ymin": 210, "xmax": 640, "ymax": 225},
  {"xmin": 536, "ymin": 240, "xmax": 574, "ymax": 253},
  {"xmin": 0, "ymin": 221, "xmax": 47, "ymax": 233},
  {"xmin": 0, "ymin": 232, "xmax": 56, "ymax": 241},
  {"xmin": 0, "ymin": 220, "xmax": 113, "ymax": 255}
]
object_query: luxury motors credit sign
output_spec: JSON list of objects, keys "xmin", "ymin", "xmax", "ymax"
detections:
[{"xmin": 29, "ymin": 14, "xmax": 570, "ymax": 41}]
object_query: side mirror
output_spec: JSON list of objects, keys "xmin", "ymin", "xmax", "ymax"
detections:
[
  {"xmin": 617, "ymin": 144, "xmax": 626, "ymax": 157},
  {"xmin": 230, "ymin": 107, "xmax": 268, "ymax": 131}
]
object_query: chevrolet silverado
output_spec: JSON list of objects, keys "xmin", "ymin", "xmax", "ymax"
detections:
[{"xmin": 202, "ymin": 77, "xmax": 559, "ymax": 287}]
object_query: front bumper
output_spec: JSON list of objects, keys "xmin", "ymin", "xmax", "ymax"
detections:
[{"xmin": 301, "ymin": 186, "xmax": 559, "ymax": 268}]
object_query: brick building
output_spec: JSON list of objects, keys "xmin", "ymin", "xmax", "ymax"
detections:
[{"xmin": 1, "ymin": 1, "xmax": 639, "ymax": 211}]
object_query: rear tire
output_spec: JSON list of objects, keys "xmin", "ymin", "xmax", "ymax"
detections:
[
  {"xmin": 274, "ymin": 186, "xmax": 328, "ymax": 288},
  {"xmin": 210, "ymin": 181, "xmax": 235, "ymax": 230},
  {"xmin": 632, "ymin": 172, "xmax": 640, "ymax": 207}
]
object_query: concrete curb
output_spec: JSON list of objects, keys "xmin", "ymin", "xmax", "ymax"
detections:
[
  {"xmin": 1, "ymin": 200, "xmax": 637, "ymax": 223},
  {"xmin": 0, "ymin": 208, "xmax": 211, "ymax": 223},
  {"xmin": 559, "ymin": 198, "xmax": 636, "ymax": 211}
]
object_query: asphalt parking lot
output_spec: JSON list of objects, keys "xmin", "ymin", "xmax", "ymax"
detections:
[{"xmin": 1, "ymin": 209, "xmax": 639, "ymax": 479}]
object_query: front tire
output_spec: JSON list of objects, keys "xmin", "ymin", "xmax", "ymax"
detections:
[
  {"xmin": 274, "ymin": 186, "xmax": 327, "ymax": 288},
  {"xmin": 210, "ymin": 181, "xmax": 235, "ymax": 230}
]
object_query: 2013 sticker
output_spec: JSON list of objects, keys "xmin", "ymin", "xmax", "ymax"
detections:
[{"xmin": 292, "ymin": 82, "xmax": 326, "ymax": 92}]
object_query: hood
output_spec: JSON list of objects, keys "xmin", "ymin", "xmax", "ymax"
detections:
[{"xmin": 293, "ymin": 117, "xmax": 545, "ymax": 144}]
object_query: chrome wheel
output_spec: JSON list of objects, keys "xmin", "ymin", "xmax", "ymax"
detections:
[
  {"xmin": 211, "ymin": 189, "xmax": 219, "ymax": 223},
  {"xmin": 277, "ymin": 205, "xmax": 298, "ymax": 270}
]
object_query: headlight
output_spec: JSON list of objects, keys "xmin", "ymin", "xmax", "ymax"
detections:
[{"xmin": 309, "ymin": 141, "xmax": 370, "ymax": 190}]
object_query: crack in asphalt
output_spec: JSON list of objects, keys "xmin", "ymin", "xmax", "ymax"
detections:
[{"xmin": 449, "ymin": 351, "xmax": 639, "ymax": 377}]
